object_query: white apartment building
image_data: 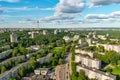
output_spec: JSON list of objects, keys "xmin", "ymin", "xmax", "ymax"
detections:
[
  {"xmin": 37, "ymin": 53, "xmax": 53, "ymax": 64},
  {"xmin": 78, "ymin": 39, "xmax": 84, "ymax": 45},
  {"xmin": 28, "ymin": 31, "xmax": 39, "ymax": 38},
  {"xmin": 0, "ymin": 55, "xmax": 25, "ymax": 67},
  {"xmin": 0, "ymin": 49, "xmax": 12, "ymax": 60},
  {"xmin": 1, "ymin": 45, "xmax": 11, "ymax": 50},
  {"xmin": 76, "ymin": 65, "xmax": 116, "ymax": 80},
  {"xmin": 63, "ymin": 36, "xmax": 71, "ymax": 42},
  {"xmin": 10, "ymin": 33, "xmax": 17, "ymax": 43},
  {"xmin": 54, "ymin": 30, "xmax": 58, "ymax": 34},
  {"xmin": 26, "ymin": 45, "xmax": 41, "ymax": 52},
  {"xmin": 73, "ymin": 35, "xmax": 79, "ymax": 40},
  {"xmin": 97, "ymin": 35, "xmax": 107, "ymax": 40},
  {"xmin": 75, "ymin": 49, "xmax": 94, "ymax": 58},
  {"xmin": 43, "ymin": 30, "xmax": 47, "ymax": 35},
  {"xmin": 86, "ymin": 38, "xmax": 92, "ymax": 46},
  {"xmin": 0, "ymin": 61, "xmax": 29, "ymax": 80},
  {"xmin": 75, "ymin": 55, "xmax": 101, "ymax": 69},
  {"xmin": 96, "ymin": 43, "xmax": 120, "ymax": 53}
]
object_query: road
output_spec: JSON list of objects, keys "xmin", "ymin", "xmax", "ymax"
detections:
[{"xmin": 55, "ymin": 52, "xmax": 70, "ymax": 80}]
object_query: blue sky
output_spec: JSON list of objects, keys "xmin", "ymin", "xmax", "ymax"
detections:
[{"xmin": 0, "ymin": 0, "xmax": 120, "ymax": 28}]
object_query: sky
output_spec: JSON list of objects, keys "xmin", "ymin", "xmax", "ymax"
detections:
[{"xmin": 0, "ymin": 0, "xmax": 120, "ymax": 28}]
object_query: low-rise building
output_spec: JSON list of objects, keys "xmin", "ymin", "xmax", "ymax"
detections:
[{"xmin": 34, "ymin": 68, "xmax": 49, "ymax": 75}]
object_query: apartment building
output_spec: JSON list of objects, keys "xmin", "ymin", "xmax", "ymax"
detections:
[
  {"xmin": 75, "ymin": 49, "xmax": 94, "ymax": 58},
  {"xmin": 75, "ymin": 54, "xmax": 101, "ymax": 69},
  {"xmin": 76, "ymin": 65, "xmax": 116, "ymax": 80}
]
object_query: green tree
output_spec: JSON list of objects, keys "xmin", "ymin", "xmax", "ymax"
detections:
[
  {"xmin": 10, "ymin": 78, "xmax": 16, "ymax": 80},
  {"xmin": 18, "ymin": 66, "xmax": 25, "ymax": 77},
  {"xmin": 8, "ymin": 60, "xmax": 12, "ymax": 68},
  {"xmin": 58, "ymin": 58, "xmax": 62, "ymax": 65},
  {"xmin": 78, "ymin": 70, "xmax": 87, "ymax": 80},
  {"xmin": 1, "ymin": 65, "xmax": 6, "ymax": 73}
]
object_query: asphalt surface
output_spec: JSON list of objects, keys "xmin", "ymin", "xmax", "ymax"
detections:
[{"xmin": 55, "ymin": 52, "xmax": 70, "ymax": 80}]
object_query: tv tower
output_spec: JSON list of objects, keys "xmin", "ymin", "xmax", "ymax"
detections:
[{"xmin": 37, "ymin": 20, "xmax": 39, "ymax": 29}]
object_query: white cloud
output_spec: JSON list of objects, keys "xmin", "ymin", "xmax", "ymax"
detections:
[
  {"xmin": 39, "ymin": 13, "xmax": 81, "ymax": 23},
  {"xmin": 0, "ymin": 0, "xmax": 19, "ymax": 2},
  {"xmin": 88, "ymin": 0, "xmax": 120, "ymax": 7},
  {"xmin": 85, "ymin": 11, "xmax": 120, "ymax": 20},
  {"xmin": 55, "ymin": 0, "xmax": 84, "ymax": 13},
  {"xmin": 84, "ymin": 11, "xmax": 120, "ymax": 23},
  {"xmin": 38, "ymin": 0, "xmax": 84, "ymax": 24},
  {"xmin": 0, "ymin": 6, "xmax": 54, "ymax": 13},
  {"xmin": 85, "ymin": 14, "xmax": 109, "ymax": 19},
  {"xmin": 110, "ymin": 11, "xmax": 120, "ymax": 18}
]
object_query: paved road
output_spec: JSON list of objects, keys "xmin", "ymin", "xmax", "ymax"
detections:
[{"xmin": 55, "ymin": 52, "xmax": 70, "ymax": 80}]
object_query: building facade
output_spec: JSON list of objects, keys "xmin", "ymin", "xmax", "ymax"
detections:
[
  {"xmin": 76, "ymin": 65, "xmax": 116, "ymax": 80},
  {"xmin": 10, "ymin": 33, "xmax": 17, "ymax": 43},
  {"xmin": 75, "ymin": 55, "xmax": 101, "ymax": 69}
]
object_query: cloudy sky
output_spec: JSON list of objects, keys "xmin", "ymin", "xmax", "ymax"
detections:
[{"xmin": 0, "ymin": 0, "xmax": 120, "ymax": 28}]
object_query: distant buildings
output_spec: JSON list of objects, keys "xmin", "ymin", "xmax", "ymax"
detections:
[
  {"xmin": 43, "ymin": 30, "xmax": 47, "ymax": 35},
  {"xmin": 76, "ymin": 65, "xmax": 116, "ymax": 80},
  {"xmin": 10, "ymin": 33, "xmax": 17, "ymax": 43},
  {"xmin": 97, "ymin": 35, "xmax": 107, "ymax": 40},
  {"xmin": 28, "ymin": 31, "xmax": 39, "ymax": 38},
  {"xmin": 63, "ymin": 36, "xmax": 71, "ymax": 42},
  {"xmin": 54, "ymin": 30, "xmax": 58, "ymax": 34},
  {"xmin": 58, "ymin": 29, "xmax": 61, "ymax": 32}
]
